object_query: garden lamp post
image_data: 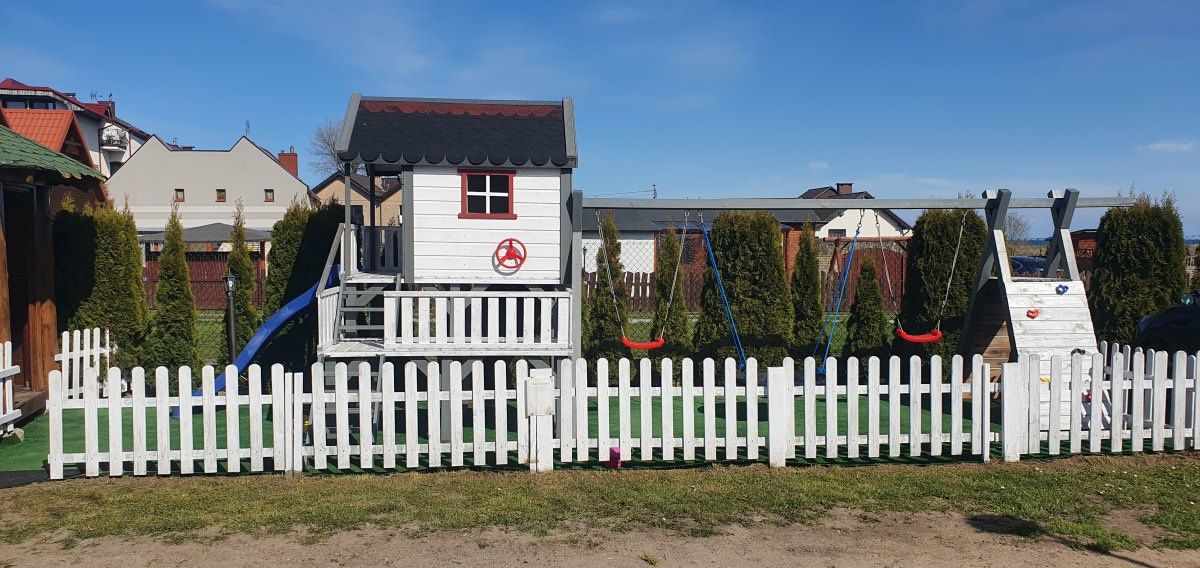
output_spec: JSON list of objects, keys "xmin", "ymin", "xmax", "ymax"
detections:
[{"xmin": 225, "ymin": 274, "xmax": 237, "ymax": 360}]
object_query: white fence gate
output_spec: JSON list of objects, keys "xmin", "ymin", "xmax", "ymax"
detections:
[
  {"xmin": 0, "ymin": 342, "xmax": 20, "ymax": 434},
  {"xmin": 54, "ymin": 328, "xmax": 115, "ymax": 399}
]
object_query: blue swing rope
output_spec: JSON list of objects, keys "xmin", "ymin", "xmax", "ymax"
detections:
[
  {"xmin": 813, "ymin": 213, "xmax": 864, "ymax": 372},
  {"xmin": 699, "ymin": 217, "xmax": 747, "ymax": 370}
]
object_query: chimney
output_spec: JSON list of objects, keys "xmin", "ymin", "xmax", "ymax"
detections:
[
  {"xmin": 277, "ymin": 146, "xmax": 298, "ymax": 177},
  {"xmin": 835, "ymin": 182, "xmax": 853, "ymax": 195}
]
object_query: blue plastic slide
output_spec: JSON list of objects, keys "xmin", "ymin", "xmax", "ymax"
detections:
[{"xmin": 191, "ymin": 270, "xmax": 338, "ymax": 398}]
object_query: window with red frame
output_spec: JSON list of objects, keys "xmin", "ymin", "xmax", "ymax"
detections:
[{"xmin": 460, "ymin": 170, "xmax": 516, "ymax": 219}]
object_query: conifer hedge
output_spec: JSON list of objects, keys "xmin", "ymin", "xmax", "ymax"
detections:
[
  {"xmin": 790, "ymin": 223, "xmax": 822, "ymax": 355},
  {"xmin": 1090, "ymin": 195, "xmax": 1188, "ymax": 344},
  {"xmin": 693, "ymin": 211, "xmax": 793, "ymax": 364},
  {"xmin": 53, "ymin": 202, "xmax": 149, "ymax": 368},
  {"xmin": 896, "ymin": 209, "xmax": 986, "ymax": 359},
  {"xmin": 256, "ymin": 201, "xmax": 343, "ymax": 369},
  {"xmin": 584, "ymin": 212, "xmax": 631, "ymax": 361},
  {"xmin": 649, "ymin": 222, "xmax": 692, "ymax": 359},
  {"xmin": 224, "ymin": 201, "xmax": 259, "ymax": 358},
  {"xmin": 845, "ymin": 259, "xmax": 891, "ymax": 359},
  {"xmin": 144, "ymin": 205, "xmax": 198, "ymax": 369}
]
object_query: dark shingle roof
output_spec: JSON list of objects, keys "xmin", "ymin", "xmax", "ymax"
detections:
[
  {"xmin": 583, "ymin": 207, "xmax": 835, "ymax": 232},
  {"xmin": 138, "ymin": 222, "xmax": 272, "ymax": 244},
  {"xmin": 336, "ymin": 96, "xmax": 577, "ymax": 169}
]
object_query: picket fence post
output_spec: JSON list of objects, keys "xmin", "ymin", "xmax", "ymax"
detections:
[
  {"xmin": 526, "ymin": 367, "xmax": 555, "ymax": 472},
  {"xmin": 1001, "ymin": 359, "xmax": 1027, "ymax": 462},
  {"xmin": 767, "ymin": 364, "xmax": 793, "ymax": 467}
]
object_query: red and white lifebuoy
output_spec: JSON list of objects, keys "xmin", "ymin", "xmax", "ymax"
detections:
[{"xmin": 494, "ymin": 238, "xmax": 527, "ymax": 270}]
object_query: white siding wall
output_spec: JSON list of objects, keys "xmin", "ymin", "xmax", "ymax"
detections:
[
  {"xmin": 582, "ymin": 231, "xmax": 656, "ymax": 273},
  {"xmin": 410, "ymin": 166, "xmax": 562, "ymax": 284},
  {"xmin": 816, "ymin": 209, "xmax": 907, "ymax": 239}
]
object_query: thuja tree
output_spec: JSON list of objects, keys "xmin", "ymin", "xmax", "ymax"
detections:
[
  {"xmin": 790, "ymin": 223, "xmax": 822, "ymax": 355},
  {"xmin": 896, "ymin": 209, "xmax": 986, "ymax": 359},
  {"xmin": 693, "ymin": 211, "xmax": 793, "ymax": 365},
  {"xmin": 145, "ymin": 204, "xmax": 198, "ymax": 369},
  {"xmin": 224, "ymin": 200, "xmax": 259, "ymax": 359},
  {"xmin": 584, "ymin": 212, "xmax": 630, "ymax": 361},
  {"xmin": 1090, "ymin": 194, "xmax": 1187, "ymax": 344},
  {"xmin": 649, "ymin": 222, "xmax": 692, "ymax": 359},
  {"xmin": 845, "ymin": 259, "xmax": 891, "ymax": 359},
  {"xmin": 257, "ymin": 200, "xmax": 343, "ymax": 369},
  {"xmin": 53, "ymin": 201, "xmax": 149, "ymax": 368}
]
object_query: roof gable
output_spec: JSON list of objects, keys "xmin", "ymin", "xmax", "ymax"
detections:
[
  {"xmin": 0, "ymin": 109, "xmax": 95, "ymax": 168},
  {"xmin": 0, "ymin": 125, "xmax": 103, "ymax": 182},
  {"xmin": 337, "ymin": 95, "xmax": 577, "ymax": 169}
]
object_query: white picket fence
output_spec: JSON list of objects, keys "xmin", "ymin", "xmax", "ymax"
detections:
[
  {"xmin": 54, "ymin": 328, "xmax": 115, "ymax": 399},
  {"xmin": 47, "ymin": 364, "xmax": 296, "ymax": 479},
  {"xmin": 1001, "ymin": 348, "xmax": 1200, "ymax": 461},
  {"xmin": 0, "ymin": 342, "xmax": 20, "ymax": 434}
]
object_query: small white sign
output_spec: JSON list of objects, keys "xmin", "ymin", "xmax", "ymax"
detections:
[{"xmin": 526, "ymin": 368, "xmax": 555, "ymax": 417}]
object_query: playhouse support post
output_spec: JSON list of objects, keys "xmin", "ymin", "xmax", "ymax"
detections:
[
  {"xmin": 526, "ymin": 367, "xmax": 556, "ymax": 472},
  {"xmin": 569, "ymin": 189, "xmax": 582, "ymax": 359},
  {"xmin": 401, "ymin": 165, "xmax": 415, "ymax": 284},
  {"xmin": 767, "ymin": 365, "xmax": 794, "ymax": 467},
  {"xmin": 367, "ymin": 165, "xmax": 377, "ymax": 272},
  {"xmin": 342, "ymin": 162, "xmax": 354, "ymax": 274},
  {"xmin": 1001, "ymin": 360, "xmax": 1028, "ymax": 462}
]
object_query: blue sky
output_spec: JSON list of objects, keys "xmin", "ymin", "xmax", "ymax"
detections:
[{"xmin": 3, "ymin": 1, "xmax": 1198, "ymax": 234}]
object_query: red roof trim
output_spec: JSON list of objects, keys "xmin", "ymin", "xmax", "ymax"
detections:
[
  {"xmin": 360, "ymin": 100, "xmax": 563, "ymax": 118},
  {"xmin": 0, "ymin": 77, "xmax": 150, "ymax": 139}
]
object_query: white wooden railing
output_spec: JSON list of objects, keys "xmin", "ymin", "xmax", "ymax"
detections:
[
  {"xmin": 55, "ymin": 328, "xmax": 115, "ymax": 399},
  {"xmin": 382, "ymin": 290, "xmax": 572, "ymax": 355},
  {"xmin": 0, "ymin": 342, "xmax": 20, "ymax": 434},
  {"xmin": 352, "ymin": 225, "xmax": 403, "ymax": 274},
  {"xmin": 317, "ymin": 287, "xmax": 340, "ymax": 350}
]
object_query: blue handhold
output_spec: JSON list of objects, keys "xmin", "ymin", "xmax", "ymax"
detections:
[{"xmin": 1056, "ymin": 284, "xmax": 1069, "ymax": 295}]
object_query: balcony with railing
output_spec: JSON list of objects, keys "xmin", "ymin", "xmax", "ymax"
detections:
[{"xmin": 100, "ymin": 125, "xmax": 128, "ymax": 152}]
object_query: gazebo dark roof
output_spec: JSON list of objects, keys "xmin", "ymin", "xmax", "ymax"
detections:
[
  {"xmin": 335, "ymin": 96, "xmax": 577, "ymax": 171},
  {"xmin": 138, "ymin": 222, "xmax": 271, "ymax": 244}
]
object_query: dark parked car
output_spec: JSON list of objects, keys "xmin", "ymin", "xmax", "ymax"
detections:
[
  {"xmin": 1134, "ymin": 291, "xmax": 1200, "ymax": 352},
  {"xmin": 1010, "ymin": 256, "xmax": 1047, "ymax": 275}
]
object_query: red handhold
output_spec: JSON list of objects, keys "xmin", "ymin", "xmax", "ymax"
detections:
[{"xmin": 1026, "ymin": 308, "xmax": 1040, "ymax": 319}]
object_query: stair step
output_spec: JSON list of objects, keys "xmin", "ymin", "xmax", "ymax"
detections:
[
  {"xmin": 338, "ymin": 324, "xmax": 384, "ymax": 331},
  {"xmin": 341, "ymin": 306, "xmax": 384, "ymax": 312}
]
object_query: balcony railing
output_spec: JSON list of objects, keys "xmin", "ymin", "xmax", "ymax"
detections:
[{"xmin": 383, "ymin": 290, "xmax": 572, "ymax": 356}]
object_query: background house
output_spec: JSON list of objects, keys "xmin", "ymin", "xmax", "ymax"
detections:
[
  {"xmin": 108, "ymin": 136, "xmax": 308, "ymax": 232},
  {"xmin": 309, "ymin": 172, "xmax": 402, "ymax": 226},
  {"xmin": 0, "ymin": 114, "xmax": 104, "ymax": 416},
  {"xmin": 0, "ymin": 78, "xmax": 150, "ymax": 178}
]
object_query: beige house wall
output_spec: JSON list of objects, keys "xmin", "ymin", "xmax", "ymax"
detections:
[{"xmin": 311, "ymin": 179, "xmax": 402, "ymax": 225}]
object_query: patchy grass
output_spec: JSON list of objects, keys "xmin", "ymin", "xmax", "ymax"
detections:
[{"xmin": 1, "ymin": 454, "xmax": 1197, "ymax": 551}]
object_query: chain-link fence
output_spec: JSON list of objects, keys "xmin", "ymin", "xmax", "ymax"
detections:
[
  {"xmin": 583, "ymin": 231, "xmax": 911, "ymax": 349},
  {"xmin": 143, "ymin": 247, "xmax": 267, "ymax": 366}
]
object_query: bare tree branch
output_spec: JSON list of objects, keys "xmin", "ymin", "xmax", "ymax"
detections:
[{"xmin": 307, "ymin": 119, "xmax": 342, "ymax": 177}]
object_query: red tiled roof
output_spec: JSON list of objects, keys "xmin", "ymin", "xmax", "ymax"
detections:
[
  {"xmin": 0, "ymin": 109, "xmax": 95, "ymax": 168},
  {"xmin": 0, "ymin": 77, "xmax": 150, "ymax": 139}
]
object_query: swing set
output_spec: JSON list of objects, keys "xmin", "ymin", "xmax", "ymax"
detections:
[{"xmin": 595, "ymin": 211, "xmax": 746, "ymax": 367}]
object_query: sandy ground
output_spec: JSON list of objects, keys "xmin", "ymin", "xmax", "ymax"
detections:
[{"xmin": 2, "ymin": 510, "xmax": 1198, "ymax": 568}]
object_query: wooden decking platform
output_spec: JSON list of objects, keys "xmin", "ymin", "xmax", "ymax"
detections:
[{"xmin": 322, "ymin": 340, "xmax": 571, "ymax": 359}]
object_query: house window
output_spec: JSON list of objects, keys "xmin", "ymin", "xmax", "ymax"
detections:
[
  {"xmin": 459, "ymin": 170, "xmax": 516, "ymax": 219},
  {"xmin": 264, "ymin": 189, "xmax": 275, "ymax": 202},
  {"xmin": 215, "ymin": 189, "xmax": 227, "ymax": 202},
  {"xmin": 174, "ymin": 189, "xmax": 185, "ymax": 203},
  {"xmin": 29, "ymin": 100, "xmax": 53, "ymax": 110},
  {"xmin": 828, "ymin": 229, "xmax": 847, "ymax": 238},
  {"xmin": 350, "ymin": 205, "xmax": 364, "ymax": 225},
  {"xmin": 2, "ymin": 100, "xmax": 27, "ymax": 109}
]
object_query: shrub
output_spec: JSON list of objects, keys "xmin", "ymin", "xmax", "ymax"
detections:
[
  {"xmin": 845, "ymin": 259, "xmax": 892, "ymax": 359},
  {"xmin": 256, "ymin": 200, "xmax": 343, "ymax": 370},
  {"xmin": 224, "ymin": 201, "xmax": 260, "ymax": 358},
  {"xmin": 53, "ymin": 202, "xmax": 149, "ymax": 368},
  {"xmin": 649, "ymin": 222, "xmax": 692, "ymax": 360},
  {"xmin": 584, "ymin": 212, "xmax": 631, "ymax": 361},
  {"xmin": 693, "ymin": 211, "xmax": 793, "ymax": 365},
  {"xmin": 144, "ymin": 205, "xmax": 198, "ymax": 369},
  {"xmin": 790, "ymin": 223, "xmax": 822, "ymax": 355},
  {"xmin": 896, "ymin": 208, "xmax": 986, "ymax": 359},
  {"xmin": 1090, "ymin": 194, "xmax": 1188, "ymax": 343}
]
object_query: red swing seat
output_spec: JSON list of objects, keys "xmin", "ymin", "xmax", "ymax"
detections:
[
  {"xmin": 622, "ymin": 336, "xmax": 666, "ymax": 350},
  {"xmin": 895, "ymin": 326, "xmax": 943, "ymax": 344}
]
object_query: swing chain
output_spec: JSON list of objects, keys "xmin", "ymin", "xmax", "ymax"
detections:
[
  {"xmin": 933, "ymin": 209, "xmax": 970, "ymax": 328},
  {"xmin": 594, "ymin": 210, "xmax": 628, "ymax": 339},
  {"xmin": 656, "ymin": 211, "xmax": 688, "ymax": 340}
]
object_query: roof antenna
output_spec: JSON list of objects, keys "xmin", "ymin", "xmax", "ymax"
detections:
[
  {"xmin": 652, "ymin": 184, "xmax": 658, "ymax": 199},
  {"xmin": 244, "ymin": 120, "xmax": 251, "ymax": 137}
]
